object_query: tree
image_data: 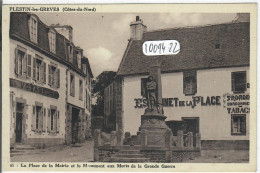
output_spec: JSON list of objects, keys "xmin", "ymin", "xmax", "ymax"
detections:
[{"xmin": 91, "ymin": 71, "xmax": 116, "ymax": 117}]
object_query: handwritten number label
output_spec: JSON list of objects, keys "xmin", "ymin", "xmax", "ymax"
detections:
[{"xmin": 143, "ymin": 40, "xmax": 180, "ymax": 56}]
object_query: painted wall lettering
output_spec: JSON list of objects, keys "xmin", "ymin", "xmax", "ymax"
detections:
[
  {"xmin": 134, "ymin": 96, "xmax": 221, "ymax": 109},
  {"xmin": 223, "ymin": 93, "xmax": 250, "ymax": 114}
]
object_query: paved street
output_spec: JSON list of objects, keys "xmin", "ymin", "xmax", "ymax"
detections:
[{"xmin": 11, "ymin": 140, "xmax": 94, "ymax": 162}]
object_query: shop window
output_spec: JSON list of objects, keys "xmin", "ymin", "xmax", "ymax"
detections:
[
  {"xmin": 29, "ymin": 15, "xmax": 38, "ymax": 43},
  {"xmin": 231, "ymin": 114, "xmax": 246, "ymax": 135},
  {"xmin": 48, "ymin": 30, "xmax": 56, "ymax": 53},
  {"xmin": 15, "ymin": 46, "xmax": 27, "ymax": 78},
  {"xmin": 183, "ymin": 70, "xmax": 197, "ymax": 95},
  {"xmin": 232, "ymin": 71, "xmax": 247, "ymax": 93},
  {"xmin": 79, "ymin": 79, "xmax": 83, "ymax": 100},
  {"xmin": 70, "ymin": 73, "xmax": 75, "ymax": 97},
  {"xmin": 48, "ymin": 64, "xmax": 60, "ymax": 88}
]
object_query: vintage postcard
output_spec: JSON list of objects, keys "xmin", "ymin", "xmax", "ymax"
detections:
[{"xmin": 1, "ymin": 3, "xmax": 257, "ymax": 172}]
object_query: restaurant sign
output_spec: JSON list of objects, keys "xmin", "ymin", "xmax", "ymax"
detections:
[{"xmin": 10, "ymin": 78, "xmax": 59, "ymax": 99}]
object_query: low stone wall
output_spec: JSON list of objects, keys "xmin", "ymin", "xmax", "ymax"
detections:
[
  {"xmin": 201, "ymin": 140, "xmax": 249, "ymax": 150},
  {"xmin": 141, "ymin": 150, "xmax": 167, "ymax": 163},
  {"xmin": 172, "ymin": 150, "xmax": 201, "ymax": 162}
]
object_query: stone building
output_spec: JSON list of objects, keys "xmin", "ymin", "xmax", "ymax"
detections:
[
  {"xmin": 9, "ymin": 12, "xmax": 93, "ymax": 147},
  {"xmin": 104, "ymin": 14, "xmax": 250, "ymax": 150}
]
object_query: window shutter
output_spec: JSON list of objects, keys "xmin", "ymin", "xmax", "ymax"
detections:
[
  {"xmin": 32, "ymin": 57, "xmax": 36, "ymax": 80},
  {"xmin": 231, "ymin": 72, "xmax": 235, "ymax": 92},
  {"xmin": 72, "ymin": 76, "xmax": 75, "ymax": 96},
  {"xmin": 43, "ymin": 62, "xmax": 46, "ymax": 84},
  {"xmin": 183, "ymin": 73, "xmax": 186, "ymax": 94},
  {"xmin": 15, "ymin": 48, "xmax": 19, "ymax": 75},
  {"xmin": 31, "ymin": 105, "xmax": 36, "ymax": 131},
  {"xmin": 40, "ymin": 61, "xmax": 44, "ymax": 84},
  {"xmin": 193, "ymin": 72, "xmax": 197, "ymax": 94},
  {"xmin": 22, "ymin": 53, "xmax": 27, "ymax": 77},
  {"xmin": 39, "ymin": 107, "xmax": 43, "ymax": 131},
  {"xmin": 48, "ymin": 65, "xmax": 51, "ymax": 85},
  {"xmin": 242, "ymin": 72, "xmax": 247, "ymax": 92},
  {"xmin": 241, "ymin": 116, "xmax": 246, "ymax": 133},
  {"xmin": 57, "ymin": 68, "xmax": 60, "ymax": 88},
  {"xmin": 42, "ymin": 108, "xmax": 46, "ymax": 132},
  {"xmin": 47, "ymin": 109, "xmax": 51, "ymax": 132},
  {"xmin": 27, "ymin": 55, "xmax": 32, "ymax": 78},
  {"xmin": 56, "ymin": 110, "xmax": 60, "ymax": 133}
]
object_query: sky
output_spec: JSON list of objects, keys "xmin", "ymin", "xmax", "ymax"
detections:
[{"xmin": 35, "ymin": 13, "xmax": 237, "ymax": 77}]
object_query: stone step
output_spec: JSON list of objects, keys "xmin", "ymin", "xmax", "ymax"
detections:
[
  {"xmin": 14, "ymin": 145, "xmax": 35, "ymax": 150},
  {"xmin": 119, "ymin": 145, "xmax": 141, "ymax": 150},
  {"xmin": 10, "ymin": 151, "xmax": 42, "ymax": 157},
  {"xmin": 115, "ymin": 154, "xmax": 146, "ymax": 158},
  {"xmin": 119, "ymin": 150, "xmax": 140, "ymax": 154},
  {"xmin": 106, "ymin": 157, "xmax": 150, "ymax": 163}
]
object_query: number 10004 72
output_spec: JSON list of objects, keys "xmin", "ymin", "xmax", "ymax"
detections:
[{"xmin": 142, "ymin": 40, "xmax": 180, "ymax": 56}]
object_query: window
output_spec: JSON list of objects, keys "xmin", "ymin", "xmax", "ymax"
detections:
[
  {"xmin": 70, "ymin": 73, "xmax": 75, "ymax": 96},
  {"xmin": 231, "ymin": 114, "xmax": 246, "ymax": 135},
  {"xmin": 48, "ymin": 30, "xmax": 56, "ymax": 53},
  {"xmin": 83, "ymin": 64, "xmax": 87, "ymax": 74},
  {"xmin": 32, "ymin": 104, "xmax": 44, "ymax": 132},
  {"xmin": 68, "ymin": 44, "xmax": 73, "ymax": 63},
  {"xmin": 183, "ymin": 70, "xmax": 197, "ymax": 95},
  {"xmin": 15, "ymin": 46, "xmax": 27, "ymax": 78},
  {"xmin": 29, "ymin": 15, "xmax": 38, "ymax": 43},
  {"xmin": 48, "ymin": 64, "xmax": 60, "ymax": 88},
  {"xmin": 32, "ymin": 56, "xmax": 46, "ymax": 84},
  {"xmin": 47, "ymin": 106, "xmax": 60, "ymax": 133},
  {"xmin": 79, "ymin": 80, "xmax": 83, "ymax": 100},
  {"xmin": 141, "ymin": 78, "xmax": 149, "ymax": 97},
  {"xmin": 232, "ymin": 71, "xmax": 247, "ymax": 93},
  {"xmin": 76, "ymin": 51, "xmax": 82, "ymax": 69}
]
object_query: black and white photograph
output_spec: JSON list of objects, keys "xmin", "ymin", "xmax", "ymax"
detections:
[{"xmin": 2, "ymin": 3, "xmax": 257, "ymax": 172}]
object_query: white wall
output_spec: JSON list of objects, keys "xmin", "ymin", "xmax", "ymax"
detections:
[
  {"xmin": 10, "ymin": 39, "xmax": 67, "ymax": 139},
  {"xmin": 123, "ymin": 67, "xmax": 250, "ymax": 140}
]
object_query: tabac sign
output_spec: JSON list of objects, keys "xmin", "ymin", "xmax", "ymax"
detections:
[
  {"xmin": 10, "ymin": 78, "xmax": 59, "ymax": 99},
  {"xmin": 223, "ymin": 93, "xmax": 250, "ymax": 114}
]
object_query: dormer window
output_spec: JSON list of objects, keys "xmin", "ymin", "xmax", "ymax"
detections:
[
  {"xmin": 48, "ymin": 29, "xmax": 56, "ymax": 53},
  {"xmin": 67, "ymin": 44, "xmax": 73, "ymax": 63},
  {"xmin": 76, "ymin": 51, "xmax": 82, "ymax": 69},
  {"xmin": 29, "ymin": 15, "xmax": 38, "ymax": 43}
]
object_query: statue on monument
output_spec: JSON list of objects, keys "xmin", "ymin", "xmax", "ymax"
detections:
[{"xmin": 146, "ymin": 75, "xmax": 157, "ymax": 110}]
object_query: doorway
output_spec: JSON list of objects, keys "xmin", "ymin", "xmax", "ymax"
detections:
[
  {"xmin": 182, "ymin": 117, "xmax": 199, "ymax": 146},
  {"xmin": 72, "ymin": 107, "xmax": 80, "ymax": 143},
  {"xmin": 15, "ymin": 103, "xmax": 24, "ymax": 143}
]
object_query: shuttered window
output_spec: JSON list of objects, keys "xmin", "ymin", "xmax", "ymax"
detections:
[
  {"xmin": 231, "ymin": 114, "xmax": 246, "ymax": 135},
  {"xmin": 48, "ymin": 64, "xmax": 60, "ymax": 89},
  {"xmin": 32, "ymin": 104, "xmax": 44, "ymax": 132},
  {"xmin": 79, "ymin": 80, "xmax": 83, "ymax": 100},
  {"xmin": 70, "ymin": 73, "xmax": 75, "ymax": 97},
  {"xmin": 15, "ymin": 46, "xmax": 27, "ymax": 78},
  {"xmin": 27, "ymin": 54, "xmax": 32, "ymax": 78},
  {"xmin": 231, "ymin": 71, "xmax": 247, "ymax": 93},
  {"xmin": 183, "ymin": 70, "xmax": 197, "ymax": 95},
  {"xmin": 48, "ymin": 106, "xmax": 59, "ymax": 133},
  {"xmin": 32, "ymin": 56, "xmax": 46, "ymax": 84}
]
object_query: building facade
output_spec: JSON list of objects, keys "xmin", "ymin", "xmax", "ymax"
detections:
[
  {"xmin": 104, "ymin": 14, "xmax": 250, "ymax": 149},
  {"xmin": 10, "ymin": 12, "xmax": 93, "ymax": 147}
]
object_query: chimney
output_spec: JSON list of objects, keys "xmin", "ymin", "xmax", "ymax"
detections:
[
  {"xmin": 130, "ymin": 16, "xmax": 147, "ymax": 40},
  {"xmin": 51, "ymin": 24, "xmax": 73, "ymax": 42},
  {"xmin": 233, "ymin": 13, "xmax": 250, "ymax": 23}
]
